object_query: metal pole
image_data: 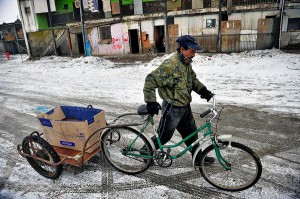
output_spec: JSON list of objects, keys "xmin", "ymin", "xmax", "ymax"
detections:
[
  {"xmin": 46, "ymin": 0, "xmax": 58, "ymax": 55},
  {"xmin": 217, "ymin": 0, "xmax": 222, "ymax": 53},
  {"xmin": 119, "ymin": 0, "xmax": 123, "ymax": 21},
  {"xmin": 279, "ymin": 0, "xmax": 285, "ymax": 49},
  {"xmin": 13, "ymin": 23, "xmax": 20, "ymax": 54},
  {"xmin": 67, "ymin": 28, "xmax": 73, "ymax": 57},
  {"xmin": 80, "ymin": 0, "xmax": 87, "ymax": 56},
  {"xmin": 17, "ymin": 0, "xmax": 32, "ymax": 58},
  {"xmin": 164, "ymin": 0, "xmax": 169, "ymax": 53}
]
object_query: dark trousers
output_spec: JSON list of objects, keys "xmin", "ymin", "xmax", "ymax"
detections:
[{"xmin": 152, "ymin": 101, "xmax": 199, "ymax": 154}]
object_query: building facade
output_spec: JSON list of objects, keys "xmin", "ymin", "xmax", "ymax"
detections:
[
  {"xmin": 0, "ymin": 19, "xmax": 27, "ymax": 54},
  {"xmin": 17, "ymin": 0, "xmax": 300, "ymax": 58}
]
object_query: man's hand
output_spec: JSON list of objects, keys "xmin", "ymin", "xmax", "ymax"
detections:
[
  {"xmin": 199, "ymin": 87, "xmax": 214, "ymax": 102},
  {"xmin": 146, "ymin": 102, "xmax": 161, "ymax": 116}
]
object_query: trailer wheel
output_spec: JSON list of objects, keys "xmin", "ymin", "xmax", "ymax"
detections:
[{"xmin": 22, "ymin": 135, "xmax": 62, "ymax": 179}]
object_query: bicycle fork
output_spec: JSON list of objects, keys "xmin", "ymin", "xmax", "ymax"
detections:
[{"xmin": 212, "ymin": 134, "xmax": 233, "ymax": 170}]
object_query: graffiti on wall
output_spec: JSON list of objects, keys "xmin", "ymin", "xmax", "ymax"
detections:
[{"xmin": 112, "ymin": 32, "xmax": 129, "ymax": 49}]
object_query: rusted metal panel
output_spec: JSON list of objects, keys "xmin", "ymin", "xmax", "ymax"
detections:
[
  {"xmin": 197, "ymin": 35, "xmax": 218, "ymax": 52},
  {"xmin": 174, "ymin": 17, "xmax": 189, "ymax": 35},
  {"xmin": 188, "ymin": 16, "xmax": 204, "ymax": 35},
  {"xmin": 111, "ymin": 2, "xmax": 120, "ymax": 15},
  {"xmin": 142, "ymin": 31, "xmax": 153, "ymax": 52},
  {"xmin": 221, "ymin": 20, "xmax": 241, "ymax": 52},
  {"xmin": 222, "ymin": 20, "xmax": 241, "ymax": 34},
  {"xmin": 257, "ymin": 18, "xmax": 275, "ymax": 33},
  {"xmin": 169, "ymin": 24, "xmax": 179, "ymax": 52},
  {"xmin": 141, "ymin": 20, "xmax": 154, "ymax": 53},
  {"xmin": 169, "ymin": 24, "xmax": 179, "ymax": 37},
  {"xmin": 257, "ymin": 18, "xmax": 280, "ymax": 49}
]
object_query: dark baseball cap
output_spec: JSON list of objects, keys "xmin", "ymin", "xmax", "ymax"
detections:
[{"xmin": 176, "ymin": 35, "xmax": 202, "ymax": 50}]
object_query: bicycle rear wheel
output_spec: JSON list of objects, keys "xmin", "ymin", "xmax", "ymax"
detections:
[
  {"xmin": 199, "ymin": 141, "xmax": 262, "ymax": 191},
  {"xmin": 101, "ymin": 127, "xmax": 153, "ymax": 174}
]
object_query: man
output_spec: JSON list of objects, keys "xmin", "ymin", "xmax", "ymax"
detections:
[{"xmin": 143, "ymin": 35, "xmax": 215, "ymax": 165}]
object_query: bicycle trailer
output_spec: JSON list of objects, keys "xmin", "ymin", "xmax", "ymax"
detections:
[{"xmin": 17, "ymin": 105, "xmax": 107, "ymax": 179}]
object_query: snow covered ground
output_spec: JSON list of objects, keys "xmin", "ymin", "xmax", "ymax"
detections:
[
  {"xmin": 2, "ymin": 49, "xmax": 300, "ymax": 117},
  {"xmin": 0, "ymin": 50, "xmax": 299, "ymax": 199}
]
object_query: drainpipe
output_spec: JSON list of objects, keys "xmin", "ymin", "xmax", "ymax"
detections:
[
  {"xmin": 67, "ymin": 28, "xmax": 73, "ymax": 57},
  {"xmin": 17, "ymin": 0, "xmax": 32, "ymax": 59},
  {"xmin": 164, "ymin": 0, "xmax": 169, "ymax": 54},
  {"xmin": 217, "ymin": 0, "xmax": 222, "ymax": 53},
  {"xmin": 119, "ymin": 0, "xmax": 123, "ymax": 21},
  {"xmin": 46, "ymin": 0, "xmax": 58, "ymax": 56},
  {"xmin": 139, "ymin": 20, "xmax": 142, "ymax": 54},
  {"xmin": 279, "ymin": 0, "xmax": 285, "ymax": 49},
  {"xmin": 13, "ymin": 23, "xmax": 20, "ymax": 54},
  {"xmin": 80, "ymin": 0, "xmax": 87, "ymax": 56}
]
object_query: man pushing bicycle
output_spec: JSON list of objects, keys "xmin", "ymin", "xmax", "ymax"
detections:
[{"xmin": 143, "ymin": 35, "xmax": 215, "ymax": 165}]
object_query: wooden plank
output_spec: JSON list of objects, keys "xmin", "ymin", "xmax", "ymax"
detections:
[{"xmin": 53, "ymin": 146, "xmax": 101, "ymax": 167}]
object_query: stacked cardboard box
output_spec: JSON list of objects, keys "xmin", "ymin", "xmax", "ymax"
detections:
[{"xmin": 37, "ymin": 106, "xmax": 106, "ymax": 153}]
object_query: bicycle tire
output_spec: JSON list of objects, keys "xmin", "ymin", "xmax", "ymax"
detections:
[
  {"xmin": 22, "ymin": 135, "xmax": 62, "ymax": 179},
  {"xmin": 199, "ymin": 141, "xmax": 262, "ymax": 191},
  {"xmin": 101, "ymin": 127, "xmax": 153, "ymax": 174}
]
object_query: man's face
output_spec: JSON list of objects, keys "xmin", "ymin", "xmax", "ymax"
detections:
[{"xmin": 181, "ymin": 47, "xmax": 196, "ymax": 59}]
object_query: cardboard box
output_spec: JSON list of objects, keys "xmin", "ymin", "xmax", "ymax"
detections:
[{"xmin": 37, "ymin": 106, "xmax": 106, "ymax": 153}]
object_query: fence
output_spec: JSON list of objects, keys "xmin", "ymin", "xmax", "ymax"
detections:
[{"xmin": 184, "ymin": 33, "xmax": 279, "ymax": 53}]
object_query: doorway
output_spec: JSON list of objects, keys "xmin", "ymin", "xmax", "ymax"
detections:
[
  {"xmin": 128, "ymin": 29, "xmax": 139, "ymax": 54},
  {"xmin": 77, "ymin": 33, "xmax": 84, "ymax": 54},
  {"xmin": 154, "ymin": 25, "xmax": 165, "ymax": 53}
]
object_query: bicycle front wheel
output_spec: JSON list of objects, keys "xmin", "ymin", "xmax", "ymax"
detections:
[
  {"xmin": 199, "ymin": 141, "xmax": 262, "ymax": 191},
  {"xmin": 101, "ymin": 127, "xmax": 153, "ymax": 174}
]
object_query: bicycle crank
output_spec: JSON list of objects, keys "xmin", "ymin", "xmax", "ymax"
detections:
[{"xmin": 155, "ymin": 152, "xmax": 172, "ymax": 167}]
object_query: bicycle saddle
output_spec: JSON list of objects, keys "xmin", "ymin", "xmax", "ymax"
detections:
[{"xmin": 137, "ymin": 104, "xmax": 148, "ymax": 115}]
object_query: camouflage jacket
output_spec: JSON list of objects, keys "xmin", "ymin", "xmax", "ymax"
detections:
[{"xmin": 143, "ymin": 52, "xmax": 205, "ymax": 106}]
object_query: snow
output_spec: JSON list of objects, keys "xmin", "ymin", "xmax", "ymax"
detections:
[
  {"xmin": 0, "ymin": 49, "xmax": 300, "ymax": 199},
  {"xmin": 1, "ymin": 49, "xmax": 300, "ymax": 117}
]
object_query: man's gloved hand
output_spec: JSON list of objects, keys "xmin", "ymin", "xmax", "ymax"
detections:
[
  {"xmin": 147, "ymin": 102, "xmax": 161, "ymax": 116},
  {"xmin": 199, "ymin": 87, "xmax": 214, "ymax": 102}
]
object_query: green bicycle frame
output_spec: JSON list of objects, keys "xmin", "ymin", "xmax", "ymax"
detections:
[{"xmin": 126, "ymin": 115, "xmax": 231, "ymax": 170}]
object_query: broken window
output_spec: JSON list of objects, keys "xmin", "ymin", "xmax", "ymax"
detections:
[
  {"xmin": 206, "ymin": 19, "xmax": 216, "ymax": 28},
  {"xmin": 288, "ymin": 18, "xmax": 300, "ymax": 31},
  {"xmin": 25, "ymin": 7, "xmax": 31, "ymax": 14},
  {"xmin": 203, "ymin": 0, "xmax": 211, "ymax": 8},
  {"xmin": 99, "ymin": 25, "xmax": 111, "ymax": 44}
]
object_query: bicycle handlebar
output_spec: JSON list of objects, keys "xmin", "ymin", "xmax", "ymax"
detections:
[
  {"xmin": 200, "ymin": 109, "xmax": 211, "ymax": 118},
  {"xmin": 200, "ymin": 95, "xmax": 217, "ymax": 119}
]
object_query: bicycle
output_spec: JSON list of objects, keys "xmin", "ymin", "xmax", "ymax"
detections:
[{"xmin": 100, "ymin": 96, "xmax": 262, "ymax": 191}]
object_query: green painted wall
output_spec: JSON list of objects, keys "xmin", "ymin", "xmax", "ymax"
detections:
[
  {"xmin": 142, "ymin": 0, "xmax": 157, "ymax": 2},
  {"xmin": 55, "ymin": 0, "xmax": 74, "ymax": 13},
  {"xmin": 122, "ymin": 0, "xmax": 133, "ymax": 5},
  {"xmin": 36, "ymin": 14, "xmax": 48, "ymax": 29}
]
